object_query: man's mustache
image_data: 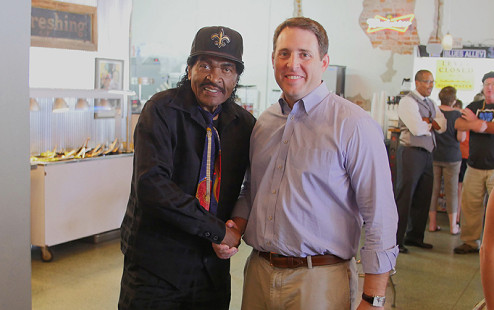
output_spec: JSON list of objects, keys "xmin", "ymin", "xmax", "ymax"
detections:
[{"xmin": 200, "ymin": 82, "xmax": 225, "ymax": 93}]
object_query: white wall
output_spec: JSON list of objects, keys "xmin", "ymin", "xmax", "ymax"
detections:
[
  {"xmin": 0, "ymin": 0, "xmax": 32, "ymax": 309},
  {"xmin": 131, "ymin": 0, "xmax": 494, "ymax": 113}
]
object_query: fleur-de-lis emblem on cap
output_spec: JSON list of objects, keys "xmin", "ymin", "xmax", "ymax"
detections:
[{"xmin": 211, "ymin": 28, "xmax": 230, "ymax": 48}]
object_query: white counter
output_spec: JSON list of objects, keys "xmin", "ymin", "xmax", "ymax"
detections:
[{"xmin": 31, "ymin": 154, "xmax": 133, "ymax": 261}]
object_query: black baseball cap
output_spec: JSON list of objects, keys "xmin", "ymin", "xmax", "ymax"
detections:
[
  {"xmin": 189, "ymin": 26, "xmax": 244, "ymax": 69},
  {"xmin": 482, "ymin": 71, "xmax": 494, "ymax": 83}
]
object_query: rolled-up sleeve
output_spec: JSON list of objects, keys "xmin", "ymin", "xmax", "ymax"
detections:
[{"xmin": 346, "ymin": 116, "xmax": 399, "ymax": 274}]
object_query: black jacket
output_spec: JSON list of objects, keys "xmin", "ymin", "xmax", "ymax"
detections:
[{"xmin": 120, "ymin": 86, "xmax": 255, "ymax": 290}]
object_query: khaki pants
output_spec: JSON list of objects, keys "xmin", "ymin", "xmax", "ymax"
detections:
[
  {"xmin": 429, "ymin": 161, "xmax": 461, "ymax": 214},
  {"xmin": 461, "ymin": 165, "xmax": 494, "ymax": 248},
  {"xmin": 241, "ymin": 250, "xmax": 358, "ymax": 310}
]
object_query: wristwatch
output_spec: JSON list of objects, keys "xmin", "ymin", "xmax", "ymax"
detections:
[{"xmin": 362, "ymin": 292, "xmax": 386, "ymax": 307}]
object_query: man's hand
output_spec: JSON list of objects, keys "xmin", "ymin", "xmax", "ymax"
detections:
[
  {"xmin": 459, "ymin": 108, "xmax": 487, "ymax": 132},
  {"xmin": 222, "ymin": 219, "xmax": 241, "ymax": 248},
  {"xmin": 461, "ymin": 108, "xmax": 477, "ymax": 121},
  {"xmin": 357, "ymin": 272, "xmax": 389, "ymax": 310},
  {"xmin": 356, "ymin": 300, "xmax": 384, "ymax": 310},
  {"xmin": 212, "ymin": 243, "xmax": 238, "ymax": 259},
  {"xmin": 212, "ymin": 220, "xmax": 241, "ymax": 259}
]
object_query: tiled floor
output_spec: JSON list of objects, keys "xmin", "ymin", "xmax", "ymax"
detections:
[{"xmin": 32, "ymin": 212, "xmax": 485, "ymax": 309}]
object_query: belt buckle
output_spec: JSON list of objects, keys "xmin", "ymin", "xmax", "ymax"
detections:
[
  {"xmin": 269, "ymin": 252, "xmax": 287, "ymax": 267},
  {"xmin": 269, "ymin": 251, "xmax": 276, "ymax": 267}
]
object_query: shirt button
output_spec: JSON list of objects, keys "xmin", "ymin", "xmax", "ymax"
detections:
[
  {"xmin": 268, "ymin": 216, "xmax": 273, "ymax": 221},
  {"xmin": 290, "ymin": 116, "xmax": 294, "ymax": 120},
  {"xmin": 277, "ymin": 165, "xmax": 282, "ymax": 169},
  {"xmin": 272, "ymin": 190, "xmax": 276, "ymax": 194},
  {"xmin": 283, "ymin": 140, "xmax": 288, "ymax": 144}
]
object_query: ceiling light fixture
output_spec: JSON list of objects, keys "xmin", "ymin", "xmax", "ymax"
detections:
[
  {"xmin": 52, "ymin": 98, "xmax": 69, "ymax": 113},
  {"xmin": 75, "ymin": 98, "xmax": 90, "ymax": 111},
  {"xmin": 442, "ymin": 32, "xmax": 453, "ymax": 50},
  {"xmin": 30, "ymin": 98, "xmax": 40, "ymax": 112}
]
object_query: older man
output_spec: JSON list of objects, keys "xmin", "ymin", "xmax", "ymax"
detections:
[
  {"xmin": 454, "ymin": 71, "xmax": 494, "ymax": 254},
  {"xmin": 118, "ymin": 26, "xmax": 255, "ymax": 309},
  {"xmin": 395, "ymin": 70, "xmax": 447, "ymax": 254}
]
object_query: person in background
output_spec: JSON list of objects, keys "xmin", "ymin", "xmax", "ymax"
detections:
[
  {"xmin": 428, "ymin": 86, "xmax": 466, "ymax": 235},
  {"xmin": 453, "ymin": 99, "xmax": 468, "ymax": 226},
  {"xmin": 454, "ymin": 71, "xmax": 494, "ymax": 254},
  {"xmin": 480, "ymin": 187, "xmax": 494, "ymax": 309},
  {"xmin": 474, "ymin": 91, "xmax": 485, "ymax": 103},
  {"xmin": 217, "ymin": 17, "xmax": 398, "ymax": 309},
  {"xmin": 395, "ymin": 70, "xmax": 447, "ymax": 254},
  {"xmin": 118, "ymin": 26, "xmax": 255, "ymax": 309},
  {"xmin": 458, "ymin": 93, "xmax": 486, "ymax": 226}
]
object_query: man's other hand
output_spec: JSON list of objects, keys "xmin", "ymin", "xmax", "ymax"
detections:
[{"xmin": 212, "ymin": 220, "xmax": 241, "ymax": 259}]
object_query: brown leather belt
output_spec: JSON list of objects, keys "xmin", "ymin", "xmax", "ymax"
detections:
[{"xmin": 256, "ymin": 250, "xmax": 347, "ymax": 268}]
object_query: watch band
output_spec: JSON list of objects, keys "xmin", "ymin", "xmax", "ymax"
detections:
[{"xmin": 362, "ymin": 292, "xmax": 386, "ymax": 307}]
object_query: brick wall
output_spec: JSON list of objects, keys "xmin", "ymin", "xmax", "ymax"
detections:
[{"xmin": 359, "ymin": 0, "xmax": 419, "ymax": 55}]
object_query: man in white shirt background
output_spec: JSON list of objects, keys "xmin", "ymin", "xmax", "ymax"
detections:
[{"xmin": 395, "ymin": 69, "xmax": 447, "ymax": 254}]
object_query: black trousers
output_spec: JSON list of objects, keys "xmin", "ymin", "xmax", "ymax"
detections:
[
  {"xmin": 395, "ymin": 145, "xmax": 434, "ymax": 246},
  {"xmin": 118, "ymin": 257, "xmax": 230, "ymax": 310}
]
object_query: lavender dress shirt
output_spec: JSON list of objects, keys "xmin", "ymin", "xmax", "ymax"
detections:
[{"xmin": 233, "ymin": 82, "xmax": 398, "ymax": 274}]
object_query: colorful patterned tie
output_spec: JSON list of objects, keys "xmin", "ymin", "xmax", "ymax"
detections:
[{"xmin": 195, "ymin": 106, "xmax": 221, "ymax": 215}]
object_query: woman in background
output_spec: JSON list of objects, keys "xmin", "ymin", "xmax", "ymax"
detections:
[{"xmin": 428, "ymin": 86, "xmax": 466, "ymax": 235}]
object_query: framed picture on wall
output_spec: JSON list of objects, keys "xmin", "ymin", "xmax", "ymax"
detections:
[
  {"xmin": 95, "ymin": 58, "xmax": 124, "ymax": 90},
  {"xmin": 94, "ymin": 58, "xmax": 124, "ymax": 118}
]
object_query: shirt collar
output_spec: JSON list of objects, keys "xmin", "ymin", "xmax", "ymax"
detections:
[
  {"xmin": 277, "ymin": 82, "xmax": 330, "ymax": 115},
  {"xmin": 412, "ymin": 89, "xmax": 426, "ymax": 101}
]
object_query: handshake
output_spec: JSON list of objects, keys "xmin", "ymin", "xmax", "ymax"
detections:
[{"xmin": 212, "ymin": 217, "xmax": 246, "ymax": 259}]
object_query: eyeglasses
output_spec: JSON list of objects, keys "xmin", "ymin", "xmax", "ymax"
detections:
[
  {"xmin": 419, "ymin": 80, "xmax": 435, "ymax": 84},
  {"xmin": 484, "ymin": 82, "xmax": 494, "ymax": 88}
]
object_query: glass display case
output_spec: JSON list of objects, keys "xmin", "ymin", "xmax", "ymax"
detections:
[{"xmin": 29, "ymin": 88, "xmax": 134, "ymax": 160}]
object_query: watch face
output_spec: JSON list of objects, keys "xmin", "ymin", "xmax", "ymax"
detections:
[
  {"xmin": 373, "ymin": 296, "xmax": 386, "ymax": 307},
  {"xmin": 363, "ymin": 293, "xmax": 386, "ymax": 307}
]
